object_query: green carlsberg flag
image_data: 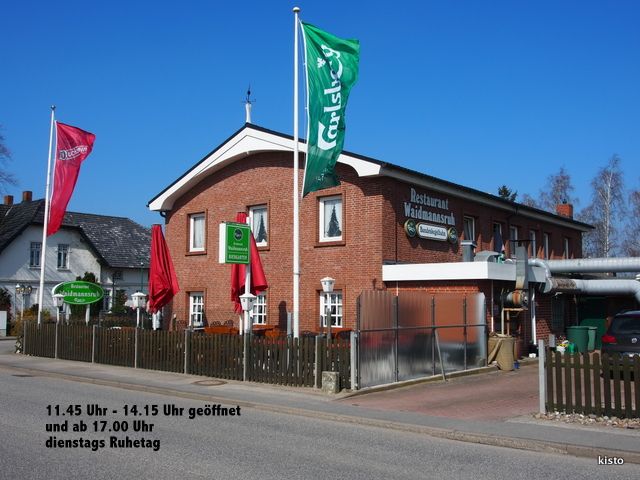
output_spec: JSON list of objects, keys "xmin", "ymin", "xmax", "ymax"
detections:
[{"xmin": 301, "ymin": 22, "xmax": 360, "ymax": 196}]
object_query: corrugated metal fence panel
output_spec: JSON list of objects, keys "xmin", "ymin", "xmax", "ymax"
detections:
[
  {"xmin": 466, "ymin": 293, "xmax": 487, "ymax": 369},
  {"xmin": 398, "ymin": 291, "xmax": 434, "ymax": 381},
  {"xmin": 434, "ymin": 293, "xmax": 467, "ymax": 374},
  {"xmin": 357, "ymin": 290, "xmax": 397, "ymax": 388}
]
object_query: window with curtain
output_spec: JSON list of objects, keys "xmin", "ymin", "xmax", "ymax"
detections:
[
  {"xmin": 249, "ymin": 205, "xmax": 268, "ymax": 247},
  {"xmin": 319, "ymin": 196, "xmax": 342, "ymax": 242},
  {"xmin": 189, "ymin": 213, "xmax": 205, "ymax": 252}
]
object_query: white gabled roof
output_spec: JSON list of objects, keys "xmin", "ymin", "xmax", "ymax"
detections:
[
  {"xmin": 148, "ymin": 124, "xmax": 592, "ymax": 233},
  {"xmin": 147, "ymin": 124, "xmax": 381, "ymax": 212}
]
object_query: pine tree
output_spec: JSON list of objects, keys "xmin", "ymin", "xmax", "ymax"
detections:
[{"xmin": 327, "ymin": 205, "xmax": 342, "ymax": 237}]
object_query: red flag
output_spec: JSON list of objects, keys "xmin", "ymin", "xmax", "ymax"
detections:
[
  {"xmin": 47, "ymin": 122, "xmax": 95, "ymax": 236},
  {"xmin": 148, "ymin": 225, "xmax": 180, "ymax": 314},
  {"xmin": 231, "ymin": 212, "xmax": 268, "ymax": 314}
]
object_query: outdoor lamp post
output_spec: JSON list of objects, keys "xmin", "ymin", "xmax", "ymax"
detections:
[
  {"xmin": 131, "ymin": 291, "xmax": 147, "ymax": 329},
  {"xmin": 239, "ymin": 292, "xmax": 256, "ymax": 383},
  {"xmin": 321, "ymin": 277, "xmax": 335, "ymax": 340},
  {"xmin": 53, "ymin": 293, "xmax": 64, "ymax": 324},
  {"xmin": 15, "ymin": 284, "xmax": 33, "ymax": 322}
]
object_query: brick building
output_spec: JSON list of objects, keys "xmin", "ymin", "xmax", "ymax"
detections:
[{"xmin": 148, "ymin": 124, "xmax": 591, "ymax": 345}]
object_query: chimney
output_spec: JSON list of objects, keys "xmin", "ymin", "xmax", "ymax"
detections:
[
  {"xmin": 556, "ymin": 201, "xmax": 573, "ymax": 219},
  {"xmin": 22, "ymin": 190, "xmax": 32, "ymax": 202},
  {"xmin": 3, "ymin": 195, "xmax": 13, "ymax": 205}
]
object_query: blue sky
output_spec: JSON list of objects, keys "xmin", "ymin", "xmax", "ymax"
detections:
[{"xmin": 2, "ymin": 1, "xmax": 638, "ymax": 227}]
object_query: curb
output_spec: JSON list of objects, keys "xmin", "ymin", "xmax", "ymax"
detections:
[{"xmin": 3, "ymin": 361, "xmax": 639, "ymax": 464}]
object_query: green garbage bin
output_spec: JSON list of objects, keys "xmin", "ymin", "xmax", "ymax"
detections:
[
  {"xmin": 585, "ymin": 326, "xmax": 597, "ymax": 351},
  {"xmin": 567, "ymin": 326, "xmax": 589, "ymax": 353},
  {"xmin": 580, "ymin": 318, "xmax": 606, "ymax": 349}
]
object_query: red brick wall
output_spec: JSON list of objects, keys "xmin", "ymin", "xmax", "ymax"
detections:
[
  {"xmin": 165, "ymin": 152, "xmax": 385, "ymax": 332},
  {"xmin": 164, "ymin": 150, "xmax": 586, "ymax": 334}
]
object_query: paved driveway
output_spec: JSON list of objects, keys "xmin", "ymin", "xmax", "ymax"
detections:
[{"xmin": 340, "ymin": 363, "xmax": 539, "ymax": 421}]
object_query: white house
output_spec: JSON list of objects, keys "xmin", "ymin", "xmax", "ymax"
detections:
[{"xmin": 0, "ymin": 191, "xmax": 151, "ymax": 319}]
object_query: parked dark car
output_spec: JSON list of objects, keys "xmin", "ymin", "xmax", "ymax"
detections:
[{"xmin": 601, "ymin": 310, "xmax": 640, "ymax": 359}]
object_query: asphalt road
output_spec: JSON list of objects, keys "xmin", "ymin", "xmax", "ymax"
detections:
[{"xmin": 1, "ymin": 365, "xmax": 639, "ymax": 480}]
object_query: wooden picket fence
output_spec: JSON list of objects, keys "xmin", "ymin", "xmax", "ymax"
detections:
[
  {"xmin": 21, "ymin": 322, "xmax": 351, "ymax": 389},
  {"xmin": 545, "ymin": 348, "xmax": 640, "ymax": 418}
]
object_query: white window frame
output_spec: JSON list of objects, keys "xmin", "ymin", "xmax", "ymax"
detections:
[
  {"xmin": 57, "ymin": 244, "xmax": 69, "ymax": 270},
  {"xmin": 529, "ymin": 230, "xmax": 537, "ymax": 258},
  {"xmin": 189, "ymin": 213, "xmax": 205, "ymax": 252},
  {"xmin": 189, "ymin": 292, "xmax": 204, "ymax": 328},
  {"xmin": 319, "ymin": 195, "xmax": 343, "ymax": 242},
  {"xmin": 320, "ymin": 290, "xmax": 343, "ymax": 328},
  {"xmin": 30, "ymin": 242, "xmax": 41, "ymax": 268},
  {"xmin": 463, "ymin": 216, "xmax": 475, "ymax": 242},
  {"xmin": 252, "ymin": 292, "xmax": 267, "ymax": 325},
  {"xmin": 249, "ymin": 205, "xmax": 268, "ymax": 247},
  {"xmin": 543, "ymin": 233, "xmax": 550, "ymax": 259}
]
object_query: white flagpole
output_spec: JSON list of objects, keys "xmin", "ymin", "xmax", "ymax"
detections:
[
  {"xmin": 37, "ymin": 105, "xmax": 56, "ymax": 325},
  {"xmin": 292, "ymin": 7, "xmax": 301, "ymax": 338}
]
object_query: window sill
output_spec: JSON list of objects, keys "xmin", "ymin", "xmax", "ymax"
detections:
[
  {"xmin": 57, "ymin": 268, "xmax": 70, "ymax": 272},
  {"xmin": 186, "ymin": 250, "xmax": 207, "ymax": 256},
  {"xmin": 315, "ymin": 240, "xmax": 346, "ymax": 248},
  {"xmin": 256, "ymin": 245, "xmax": 269, "ymax": 252}
]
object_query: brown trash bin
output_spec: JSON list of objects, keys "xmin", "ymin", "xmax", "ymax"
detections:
[{"xmin": 488, "ymin": 334, "xmax": 515, "ymax": 371}]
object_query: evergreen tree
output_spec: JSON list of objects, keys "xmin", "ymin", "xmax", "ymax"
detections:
[
  {"xmin": 497, "ymin": 185, "xmax": 517, "ymax": 202},
  {"xmin": 327, "ymin": 205, "xmax": 342, "ymax": 237}
]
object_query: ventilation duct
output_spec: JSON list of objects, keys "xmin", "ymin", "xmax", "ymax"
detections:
[{"xmin": 550, "ymin": 278, "xmax": 640, "ymax": 305}]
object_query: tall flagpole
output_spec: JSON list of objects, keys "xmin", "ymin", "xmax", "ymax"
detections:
[
  {"xmin": 37, "ymin": 105, "xmax": 56, "ymax": 325},
  {"xmin": 292, "ymin": 7, "xmax": 301, "ymax": 338}
]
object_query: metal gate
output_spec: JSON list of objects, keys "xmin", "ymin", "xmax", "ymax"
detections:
[{"xmin": 356, "ymin": 290, "xmax": 487, "ymax": 388}]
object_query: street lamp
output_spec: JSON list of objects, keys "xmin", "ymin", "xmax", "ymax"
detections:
[
  {"xmin": 239, "ymin": 292, "xmax": 257, "ymax": 335},
  {"xmin": 321, "ymin": 277, "xmax": 335, "ymax": 341},
  {"xmin": 131, "ymin": 291, "xmax": 147, "ymax": 329},
  {"xmin": 53, "ymin": 293, "xmax": 65, "ymax": 324},
  {"xmin": 15, "ymin": 284, "xmax": 33, "ymax": 322}
]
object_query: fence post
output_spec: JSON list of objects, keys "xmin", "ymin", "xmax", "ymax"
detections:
[
  {"xmin": 92, "ymin": 325, "xmax": 97, "ymax": 363},
  {"xmin": 315, "ymin": 335, "xmax": 322, "ymax": 388},
  {"xmin": 134, "ymin": 328, "xmax": 139, "ymax": 369},
  {"xmin": 350, "ymin": 330, "xmax": 358, "ymax": 390},
  {"xmin": 538, "ymin": 339, "xmax": 546, "ymax": 414},
  {"xmin": 54, "ymin": 322, "xmax": 59, "ymax": 359},
  {"xmin": 183, "ymin": 329, "xmax": 190, "ymax": 375},
  {"xmin": 22, "ymin": 319, "xmax": 27, "ymax": 355}
]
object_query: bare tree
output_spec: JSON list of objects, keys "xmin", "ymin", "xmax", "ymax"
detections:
[
  {"xmin": 580, "ymin": 155, "xmax": 625, "ymax": 258},
  {"xmin": 519, "ymin": 193, "xmax": 538, "ymax": 208},
  {"xmin": 625, "ymin": 187, "xmax": 640, "ymax": 257},
  {"xmin": 538, "ymin": 167, "xmax": 578, "ymax": 212},
  {"xmin": 0, "ymin": 126, "xmax": 17, "ymax": 193}
]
